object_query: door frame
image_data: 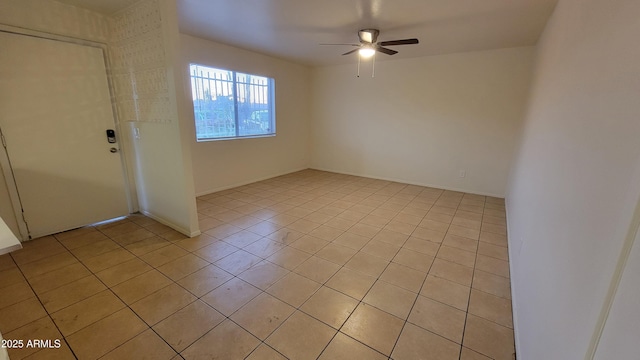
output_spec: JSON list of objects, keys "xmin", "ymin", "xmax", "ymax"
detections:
[{"xmin": 0, "ymin": 25, "xmax": 138, "ymax": 240}]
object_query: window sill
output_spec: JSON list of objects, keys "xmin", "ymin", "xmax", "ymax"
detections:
[{"xmin": 196, "ymin": 133, "xmax": 276, "ymax": 143}]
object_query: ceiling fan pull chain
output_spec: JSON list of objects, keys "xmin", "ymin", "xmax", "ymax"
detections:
[
  {"xmin": 372, "ymin": 53, "xmax": 376, "ymax": 78},
  {"xmin": 357, "ymin": 55, "xmax": 361, "ymax": 78}
]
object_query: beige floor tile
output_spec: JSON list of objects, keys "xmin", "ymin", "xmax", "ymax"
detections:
[
  {"xmin": 0, "ymin": 297, "xmax": 47, "ymax": 333},
  {"xmin": 300, "ymin": 286, "xmax": 359, "ymax": 329},
  {"xmin": 173, "ymin": 233, "xmax": 218, "ymax": 252},
  {"xmin": 111, "ymin": 270, "xmax": 172, "ymax": 305},
  {"xmin": 443, "ymin": 234, "xmax": 478, "ymax": 253},
  {"xmin": 479, "ymin": 231, "xmax": 508, "ymax": 247},
  {"xmin": 468, "ymin": 289, "xmax": 513, "ymax": 328},
  {"xmin": 69, "ymin": 239, "xmax": 121, "ymax": 261},
  {"xmin": 140, "ymin": 244, "xmax": 189, "ymax": 268},
  {"xmin": 461, "ymin": 347, "xmax": 493, "ymax": 360},
  {"xmin": 266, "ymin": 272, "xmax": 321, "ymax": 307},
  {"xmin": 431, "ymin": 205, "xmax": 457, "ymax": 215},
  {"xmin": 326, "ymin": 267, "xmax": 376, "ymax": 300},
  {"xmin": 19, "ymin": 252, "xmax": 78, "ymax": 279},
  {"xmin": 347, "ymin": 223, "xmax": 381, "ymax": 238},
  {"xmin": 238, "ymin": 260, "xmax": 290, "ymax": 290},
  {"xmin": 205, "ymin": 224, "xmax": 244, "ymax": 240},
  {"xmin": 293, "ymin": 256, "xmax": 340, "ymax": 283},
  {"xmin": 333, "ymin": 232, "xmax": 370, "ymax": 250},
  {"xmin": 244, "ymin": 238, "xmax": 286, "ymax": 258},
  {"xmin": 130, "ymin": 283, "xmax": 197, "ymax": 325},
  {"xmin": 81, "ymin": 248, "xmax": 135, "ymax": 273},
  {"xmin": 482, "ymin": 215, "xmax": 507, "ymax": 226},
  {"xmin": 40, "ymin": 276, "xmax": 106, "ymax": 313},
  {"xmin": 473, "ymin": 270, "xmax": 512, "ymax": 299},
  {"xmin": 0, "ymin": 267, "xmax": 25, "ymax": 290},
  {"xmin": 341, "ymin": 303, "xmax": 404, "ymax": 356},
  {"xmin": 101, "ymin": 329, "xmax": 176, "ymax": 360},
  {"xmin": 451, "ymin": 217, "xmax": 482, "ymax": 230},
  {"xmin": 324, "ymin": 217, "xmax": 358, "ymax": 231},
  {"xmin": 307, "ymin": 224, "xmax": 343, "ymax": 241},
  {"xmin": 201, "ymin": 277, "xmax": 261, "ymax": 316},
  {"xmin": 455, "ymin": 210, "xmax": 483, "ymax": 222},
  {"xmin": 220, "ymin": 230, "xmax": 263, "ymax": 248},
  {"xmin": 99, "ymin": 222, "xmax": 143, "ymax": 237},
  {"xmin": 51, "ymin": 290, "xmax": 125, "ymax": 336},
  {"xmin": 5, "ymin": 316, "xmax": 62, "ymax": 360},
  {"xmin": 231, "ymin": 292, "xmax": 295, "ymax": 340},
  {"xmin": 304, "ymin": 211, "xmax": 336, "ymax": 225},
  {"xmin": 475, "ymin": 254, "xmax": 510, "ymax": 278},
  {"xmin": 463, "ymin": 314, "xmax": 515, "ymax": 360},
  {"xmin": 409, "ymin": 296, "xmax": 466, "ymax": 343},
  {"xmin": 266, "ymin": 311, "xmax": 336, "ymax": 360},
  {"xmin": 156, "ymin": 254, "xmax": 209, "ymax": 281},
  {"xmin": 11, "ymin": 238, "xmax": 67, "ymax": 265},
  {"xmin": 363, "ymin": 281, "xmax": 417, "ymax": 319},
  {"xmin": 289, "ymin": 235, "xmax": 329, "ymax": 254},
  {"xmin": 315, "ymin": 243, "xmax": 357, "ymax": 265},
  {"xmin": 391, "ymin": 322, "xmax": 461, "ymax": 360},
  {"xmin": 0, "ymin": 281, "xmax": 34, "ymax": 310},
  {"xmin": 430, "ymin": 258, "xmax": 474, "ymax": 287},
  {"xmin": 153, "ymin": 300, "xmax": 225, "ymax": 352},
  {"xmin": 482, "ymin": 222, "xmax": 507, "ymax": 236},
  {"xmin": 124, "ymin": 236, "xmax": 172, "ymax": 256},
  {"xmin": 379, "ymin": 263, "xmax": 427, "ymax": 293},
  {"xmin": 177, "ymin": 264, "xmax": 233, "ymax": 297},
  {"xmin": 215, "ymin": 249, "xmax": 262, "ymax": 275},
  {"xmin": 421, "ymin": 275, "xmax": 471, "ymax": 311},
  {"xmin": 437, "ymin": 245, "xmax": 476, "ymax": 268},
  {"xmin": 319, "ymin": 332, "xmax": 387, "ymax": 360},
  {"xmin": 418, "ymin": 219, "xmax": 450, "ymax": 233},
  {"xmin": 95, "ymin": 258, "xmax": 153, "ymax": 287},
  {"xmin": 344, "ymin": 252, "xmax": 389, "ymax": 277},
  {"xmin": 478, "ymin": 241, "xmax": 509, "ymax": 261},
  {"xmin": 425, "ymin": 212, "xmax": 453, "ymax": 224},
  {"xmin": 182, "ymin": 320, "xmax": 260, "ymax": 360},
  {"xmin": 66, "ymin": 308, "xmax": 147, "ymax": 360},
  {"xmin": 402, "ymin": 237, "xmax": 440, "ymax": 256},
  {"xmin": 393, "ymin": 248, "xmax": 434, "ymax": 272},
  {"xmin": 267, "ymin": 228, "xmax": 305, "ymax": 245},
  {"xmin": 246, "ymin": 344, "xmax": 287, "ymax": 360},
  {"xmin": 109, "ymin": 228, "xmax": 155, "ymax": 247},
  {"xmin": 372, "ymin": 229, "xmax": 409, "ymax": 246},
  {"xmin": 23, "ymin": 344, "xmax": 76, "ymax": 360},
  {"xmin": 266, "ymin": 247, "xmax": 310, "ymax": 270},
  {"xmin": 361, "ymin": 240, "xmax": 401, "ymax": 261}
]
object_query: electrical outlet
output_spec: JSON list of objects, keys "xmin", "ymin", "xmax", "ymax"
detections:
[{"xmin": 459, "ymin": 170, "xmax": 466, "ymax": 178}]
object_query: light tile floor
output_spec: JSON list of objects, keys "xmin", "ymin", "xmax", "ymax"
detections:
[{"xmin": 0, "ymin": 170, "xmax": 514, "ymax": 359}]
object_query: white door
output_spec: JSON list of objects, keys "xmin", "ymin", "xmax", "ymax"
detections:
[{"xmin": 0, "ymin": 32, "xmax": 129, "ymax": 239}]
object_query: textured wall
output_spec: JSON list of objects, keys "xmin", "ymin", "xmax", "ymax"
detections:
[{"xmin": 109, "ymin": 0, "xmax": 173, "ymax": 123}]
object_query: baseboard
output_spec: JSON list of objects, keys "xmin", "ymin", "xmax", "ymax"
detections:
[
  {"xmin": 195, "ymin": 166, "xmax": 309, "ymax": 197},
  {"xmin": 505, "ymin": 200, "xmax": 522, "ymax": 360},
  {"xmin": 140, "ymin": 210, "xmax": 201, "ymax": 237},
  {"xmin": 308, "ymin": 166, "xmax": 505, "ymax": 198}
]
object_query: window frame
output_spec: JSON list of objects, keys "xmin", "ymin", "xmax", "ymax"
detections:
[{"xmin": 189, "ymin": 63, "xmax": 276, "ymax": 142}]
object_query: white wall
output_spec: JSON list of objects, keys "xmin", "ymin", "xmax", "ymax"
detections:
[
  {"xmin": 595, "ymin": 221, "xmax": 640, "ymax": 359},
  {"xmin": 180, "ymin": 34, "xmax": 311, "ymax": 195},
  {"xmin": 310, "ymin": 47, "xmax": 534, "ymax": 197},
  {"xmin": 110, "ymin": 0, "xmax": 199, "ymax": 236},
  {"xmin": 506, "ymin": 0, "xmax": 640, "ymax": 358}
]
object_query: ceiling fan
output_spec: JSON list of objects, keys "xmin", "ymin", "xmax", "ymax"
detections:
[{"xmin": 322, "ymin": 29, "xmax": 419, "ymax": 58}]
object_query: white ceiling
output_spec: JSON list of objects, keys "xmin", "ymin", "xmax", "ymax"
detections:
[{"xmin": 56, "ymin": 0, "xmax": 558, "ymax": 66}]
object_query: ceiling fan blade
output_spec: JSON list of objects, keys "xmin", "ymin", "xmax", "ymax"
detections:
[
  {"xmin": 342, "ymin": 48, "xmax": 360, "ymax": 56},
  {"xmin": 378, "ymin": 38, "xmax": 419, "ymax": 46},
  {"xmin": 319, "ymin": 43, "xmax": 359, "ymax": 46},
  {"xmin": 376, "ymin": 47, "xmax": 398, "ymax": 55}
]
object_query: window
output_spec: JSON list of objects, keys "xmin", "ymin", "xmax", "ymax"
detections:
[{"xmin": 189, "ymin": 64, "xmax": 275, "ymax": 141}]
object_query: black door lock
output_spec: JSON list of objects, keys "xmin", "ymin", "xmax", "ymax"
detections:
[{"xmin": 106, "ymin": 129, "xmax": 116, "ymax": 143}]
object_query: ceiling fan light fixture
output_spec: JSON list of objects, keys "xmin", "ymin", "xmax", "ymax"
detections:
[{"xmin": 359, "ymin": 47, "xmax": 376, "ymax": 58}]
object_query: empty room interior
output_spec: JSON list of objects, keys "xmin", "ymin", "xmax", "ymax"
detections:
[{"xmin": 0, "ymin": 0, "xmax": 638, "ymax": 359}]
